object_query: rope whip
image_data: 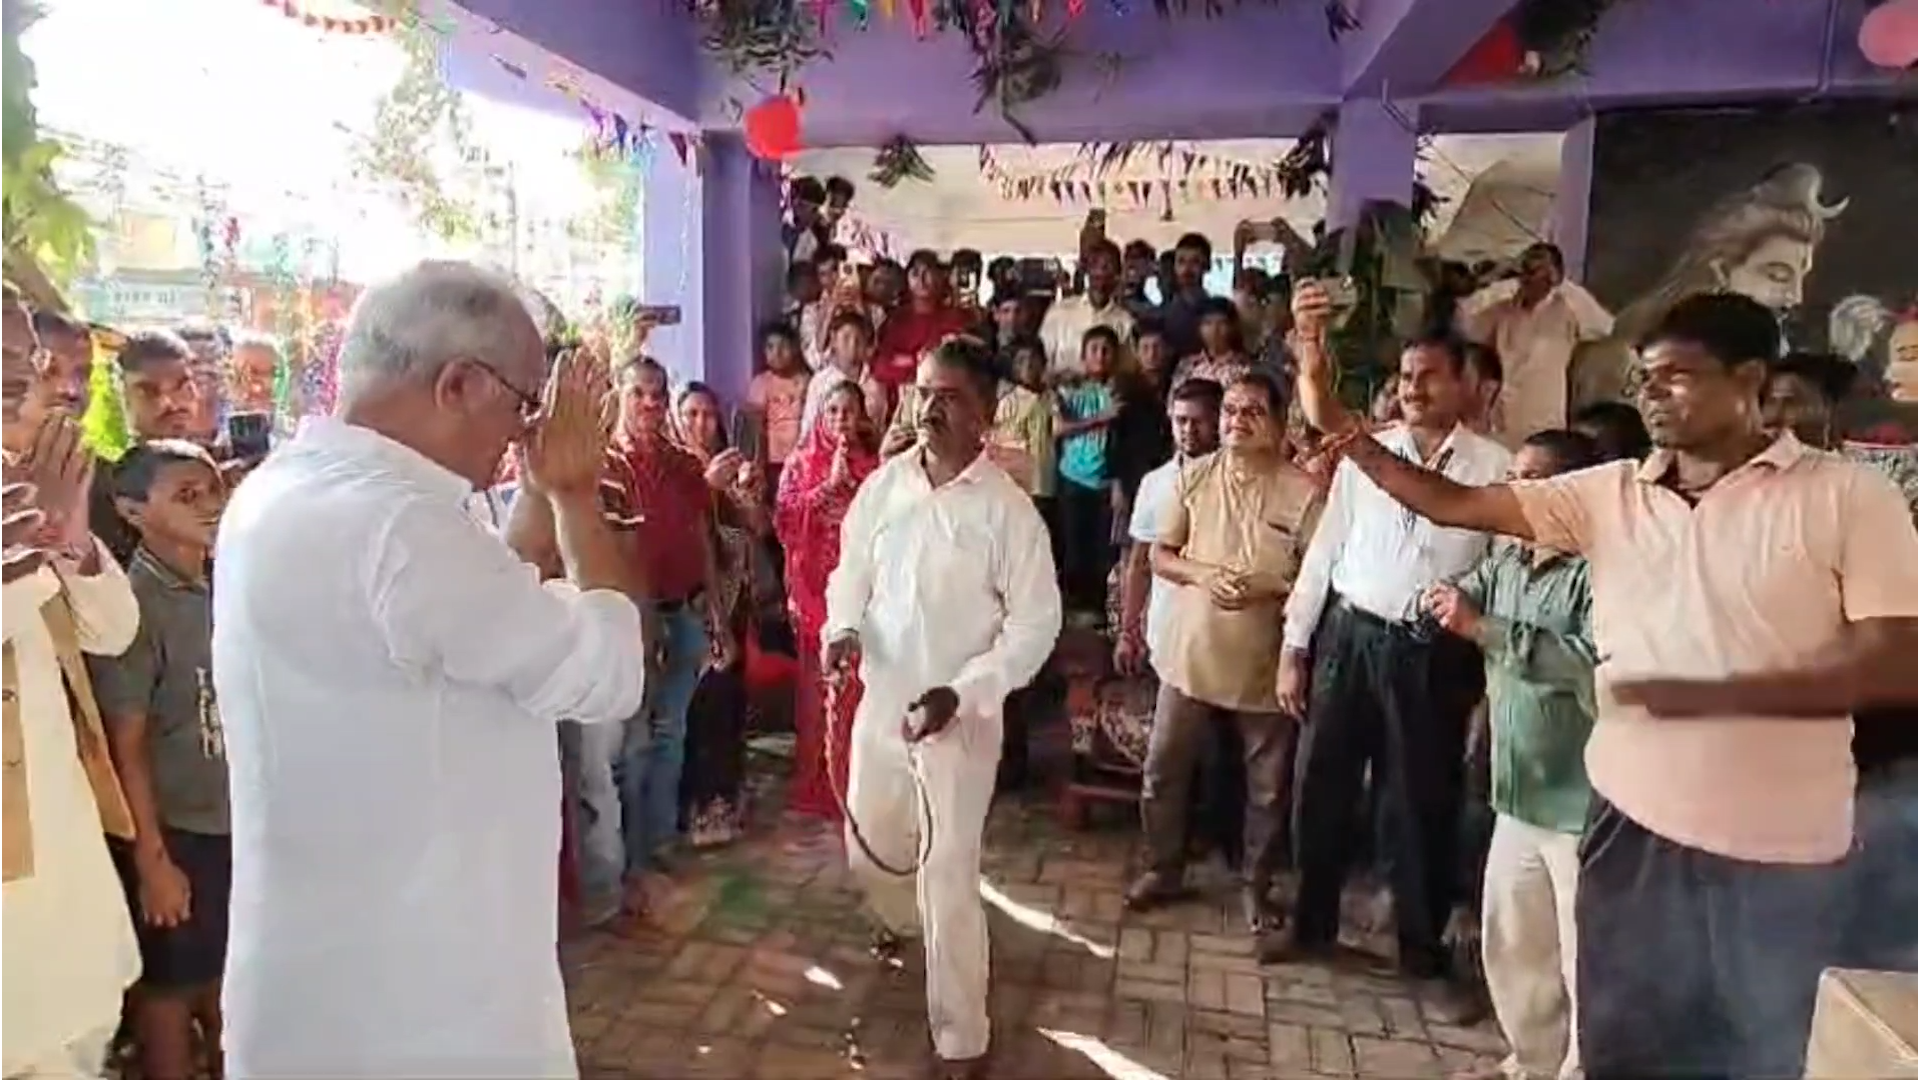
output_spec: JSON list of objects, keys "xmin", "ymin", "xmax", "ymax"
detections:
[{"xmin": 821, "ymin": 666, "xmax": 936, "ymax": 879}]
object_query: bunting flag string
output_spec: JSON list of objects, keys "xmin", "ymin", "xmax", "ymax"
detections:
[
  {"xmin": 976, "ymin": 140, "xmax": 1320, "ymax": 206},
  {"xmin": 542, "ymin": 66, "xmax": 706, "ymax": 173},
  {"xmin": 258, "ymin": 0, "xmax": 397, "ymax": 35}
]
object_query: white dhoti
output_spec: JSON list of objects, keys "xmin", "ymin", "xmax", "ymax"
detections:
[{"xmin": 845, "ymin": 694, "xmax": 1002, "ymax": 1061}]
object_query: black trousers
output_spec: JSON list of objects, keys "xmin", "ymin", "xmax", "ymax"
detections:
[
  {"xmin": 1055, "ymin": 481, "xmax": 1112, "ymax": 614},
  {"xmin": 1291, "ymin": 597, "xmax": 1483, "ymax": 974},
  {"xmin": 1578, "ymin": 797, "xmax": 1842, "ymax": 1080}
]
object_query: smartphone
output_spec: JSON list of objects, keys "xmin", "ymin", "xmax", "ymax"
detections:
[
  {"xmin": 227, "ymin": 411, "xmax": 273, "ymax": 460},
  {"xmin": 631, "ymin": 304, "xmax": 682, "ymax": 326},
  {"xmin": 731, "ymin": 409, "xmax": 763, "ymax": 463}
]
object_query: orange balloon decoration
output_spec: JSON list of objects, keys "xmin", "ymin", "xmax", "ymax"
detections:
[{"xmin": 744, "ymin": 95, "xmax": 803, "ymax": 161}]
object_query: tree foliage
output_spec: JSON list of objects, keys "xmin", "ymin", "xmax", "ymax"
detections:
[
  {"xmin": 567, "ymin": 147, "xmax": 640, "ymax": 246},
  {"xmin": 350, "ymin": 21, "xmax": 488, "ymax": 243},
  {"xmin": 3, "ymin": 0, "xmax": 95, "ymax": 300}
]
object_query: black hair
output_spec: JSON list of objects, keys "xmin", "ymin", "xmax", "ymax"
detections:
[
  {"xmin": 1080, "ymin": 324, "xmax": 1123, "ymax": 357},
  {"xmin": 824, "ymin": 176, "xmax": 856, "ymax": 201},
  {"xmin": 110, "ymin": 439, "xmax": 217, "ymax": 504},
  {"xmin": 987, "ymin": 255, "xmax": 1016, "ymax": 278},
  {"xmin": 950, "ymin": 249, "xmax": 983, "ymax": 274},
  {"xmin": 1570, "ymin": 400, "xmax": 1651, "ymax": 462},
  {"xmin": 786, "ymin": 261, "xmax": 820, "ymax": 289},
  {"xmin": 760, "ymin": 320, "xmax": 801, "ymax": 351},
  {"xmin": 1401, "ymin": 332, "xmax": 1470, "ymax": 376},
  {"xmin": 1006, "ymin": 333, "xmax": 1047, "ymax": 360},
  {"xmin": 928, "ymin": 336, "xmax": 1000, "ymax": 404},
  {"xmin": 1637, "ymin": 292, "xmax": 1780, "ymax": 368},
  {"xmin": 1463, "ymin": 342, "xmax": 1504, "ymax": 386},
  {"xmin": 906, "ymin": 249, "xmax": 943, "ymax": 273},
  {"xmin": 117, "ymin": 329, "xmax": 194, "ymax": 375},
  {"xmin": 1123, "ymin": 239, "xmax": 1156, "ymax": 263},
  {"xmin": 789, "ymin": 176, "xmax": 826, "ymax": 204},
  {"xmin": 814, "ymin": 243, "xmax": 848, "ymax": 266},
  {"xmin": 1170, "ymin": 375, "xmax": 1224, "ymax": 412},
  {"xmin": 1520, "ymin": 428, "xmax": 1603, "ymax": 474},
  {"xmin": 30, "ymin": 309, "xmax": 87, "ymax": 341},
  {"xmin": 1131, "ymin": 317, "xmax": 1168, "ymax": 344},
  {"xmin": 827, "ymin": 308, "xmax": 874, "ymax": 342},
  {"xmin": 1174, "ymin": 232, "xmax": 1212, "ymax": 262},
  {"xmin": 1083, "ymin": 238, "xmax": 1122, "ymax": 266},
  {"xmin": 873, "ymin": 256, "xmax": 903, "ymax": 273},
  {"xmin": 1198, "ymin": 296, "xmax": 1245, "ymax": 353},
  {"xmin": 1521, "ymin": 242, "xmax": 1567, "ymax": 274},
  {"xmin": 1770, "ymin": 350, "xmax": 1857, "ymax": 405},
  {"xmin": 1228, "ymin": 370, "xmax": 1288, "ymax": 416},
  {"xmin": 617, "ymin": 353, "xmax": 667, "ymax": 385}
]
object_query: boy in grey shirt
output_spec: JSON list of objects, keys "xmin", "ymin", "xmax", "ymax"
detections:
[{"xmin": 88, "ymin": 440, "xmax": 228, "ymax": 1080}]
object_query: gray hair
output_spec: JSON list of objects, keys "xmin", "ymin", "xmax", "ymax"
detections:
[{"xmin": 336, "ymin": 261, "xmax": 537, "ymax": 402}]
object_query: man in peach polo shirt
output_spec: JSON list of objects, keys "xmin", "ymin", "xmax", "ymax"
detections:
[{"xmin": 1317, "ymin": 293, "xmax": 1918, "ymax": 1080}]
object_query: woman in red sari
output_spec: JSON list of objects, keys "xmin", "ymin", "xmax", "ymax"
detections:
[{"xmin": 775, "ymin": 380, "xmax": 880, "ymax": 819}]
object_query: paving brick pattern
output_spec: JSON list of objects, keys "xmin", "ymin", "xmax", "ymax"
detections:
[{"xmin": 563, "ymin": 796, "xmax": 1507, "ymax": 1079}]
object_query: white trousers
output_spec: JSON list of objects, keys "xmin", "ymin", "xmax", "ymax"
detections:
[
  {"xmin": 844, "ymin": 706, "xmax": 1001, "ymax": 1062},
  {"xmin": 1482, "ymin": 813, "xmax": 1582, "ymax": 1080}
]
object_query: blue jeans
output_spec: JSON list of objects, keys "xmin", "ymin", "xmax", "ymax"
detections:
[
  {"xmin": 1838, "ymin": 760, "xmax": 1918, "ymax": 972},
  {"xmin": 562, "ymin": 604, "xmax": 708, "ymax": 917},
  {"xmin": 1577, "ymin": 797, "xmax": 1843, "ymax": 1080}
]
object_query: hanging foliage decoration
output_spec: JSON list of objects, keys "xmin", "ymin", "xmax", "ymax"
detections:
[
  {"xmin": 695, "ymin": 0, "xmax": 830, "ymax": 90},
  {"xmin": 868, "ymin": 135, "xmax": 937, "ymax": 188},
  {"xmin": 1446, "ymin": 0, "xmax": 1625, "ymax": 85}
]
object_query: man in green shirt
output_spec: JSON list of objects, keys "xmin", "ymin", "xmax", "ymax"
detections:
[{"xmin": 1421, "ymin": 428, "xmax": 1601, "ymax": 1080}]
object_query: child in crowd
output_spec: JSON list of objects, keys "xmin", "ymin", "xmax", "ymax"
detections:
[
  {"xmin": 801, "ymin": 310, "xmax": 889, "ymax": 437},
  {"xmin": 745, "ymin": 321, "xmax": 811, "ymax": 491},
  {"xmin": 992, "ymin": 336, "xmax": 1056, "ymax": 506},
  {"xmin": 87, "ymin": 441, "xmax": 230, "ymax": 1080},
  {"xmin": 1055, "ymin": 325, "xmax": 1123, "ymax": 619}
]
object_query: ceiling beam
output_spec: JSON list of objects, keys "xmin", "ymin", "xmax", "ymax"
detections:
[
  {"xmin": 1339, "ymin": 0, "xmax": 1525, "ymax": 99},
  {"xmin": 445, "ymin": 0, "xmax": 703, "ymax": 125}
]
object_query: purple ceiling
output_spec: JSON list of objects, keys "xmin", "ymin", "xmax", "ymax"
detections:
[{"xmin": 447, "ymin": 0, "xmax": 1915, "ymax": 144}]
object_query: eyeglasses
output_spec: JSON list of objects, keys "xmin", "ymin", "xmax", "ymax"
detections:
[{"xmin": 474, "ymin": 363, "xmax": 543, "ymax": 423}]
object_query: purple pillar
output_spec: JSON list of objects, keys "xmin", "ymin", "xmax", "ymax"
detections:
[
  {"xmin": 697, "ymin": 134, "xmax": 786, "ymax": 405},
  {"xmin": 641, "ymin": 150, "xmax": 704, "ymax": 387},
  {"xmin": 1326, "ymin": 98, "xmax": 1419, "ymax": 231},
  {"xmin": 1552, "ymin": 117, "xmax": 1596, "ymax": 282}
]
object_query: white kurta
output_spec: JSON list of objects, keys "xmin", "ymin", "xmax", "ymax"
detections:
[
  {"xmin": 1463, "ymin": 280, "xmax": 1615, "ymax": 446},
  {"xmin": 212, "ymin": 418, "xmax": 648, "ymax": 1079},
  {"xmin": 2, "ymin": 555, "xmax": 142, "ymax": 1079},
  {"xmin": 823, "ymin": 450, "xmax": 1061, "ymax": 1061}
]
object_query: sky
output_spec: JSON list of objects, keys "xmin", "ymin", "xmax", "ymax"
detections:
[{"xmin": 25, "ymin": 0, "xmax": 622, "ymax": 285}]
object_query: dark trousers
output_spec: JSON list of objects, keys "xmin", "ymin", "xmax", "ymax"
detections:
[
  {"xmin": 1578, "ymin": 797, "xmax": 1843, "ymax": 1080},
  {"xmin": 1056, "ymin": 481, "xmax": 1111, "ymax": 613},
  {"xmin": 1291, "ymin": 597, "xmax": 1483, "ymax": 974},
  {"xmin": 1141, "ymin": 683, "xmax": 1295, "ymax": 896}
]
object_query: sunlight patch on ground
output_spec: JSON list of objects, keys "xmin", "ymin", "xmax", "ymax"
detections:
[
  {"xmin": 980, "ymin": 880, "xmax": 1116, "ymax": 959},
  {"xmin": 804, "ymin": 964, "xmax": 845, "ymax": 990},
  {"xmin": 1037, "ymin": 1028, "xmax": 1169, "ymax": 1080}
]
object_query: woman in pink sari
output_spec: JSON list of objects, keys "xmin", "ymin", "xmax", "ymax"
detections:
[{"xmin": 776, "ymin": 380, "xmax": 880, "ymax": 819}]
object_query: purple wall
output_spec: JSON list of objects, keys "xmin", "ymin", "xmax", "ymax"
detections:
[
  {"xmin": 696, "ymin": 134, "xmax": 785, "ymax": 404},
  {"xmin": 697, "ymin": 4, "xmax": 1338, "ymax": 147},
  {"xmin": 449, "ymin": 0, "xmax": 703, "ymax": 122}
]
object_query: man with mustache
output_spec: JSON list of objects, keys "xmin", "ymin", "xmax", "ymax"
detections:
[
  {"xmin": 88, "ymin": 331, "xmax": 206, "ymax": 565},
  {"xmin": 1265, "ymin": 284, "xmax": 1510, "ymax": 1026},
  {"xmin": 1301, "ymin": 292, "xmax": 1917, "ymax": 1078},
  {"xmin": 822, "ymin": 338, "xmax": 1061, "ymax": 1080}
]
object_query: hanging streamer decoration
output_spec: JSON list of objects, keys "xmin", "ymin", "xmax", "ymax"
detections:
[
  {"xmin": 976, "ymin": 123, "xmax": 1331, "ymax": 207},
  {"xmin": 259, "ymin": 0, "xmax": 398, "ymax": 35},
  {"xmin": 868, "ymin": 135, "xmax": 936, "ymax": 188}
]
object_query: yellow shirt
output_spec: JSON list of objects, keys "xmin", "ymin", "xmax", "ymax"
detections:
[
  {"xmin": 1157, "ymin": 451, "xmax": 1322, "ymax": 712},
  {"xmin": 994, "ymin": 384, "xmax": 1056, "ymax": 498}
]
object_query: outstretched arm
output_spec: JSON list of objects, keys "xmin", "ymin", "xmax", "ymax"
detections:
[
  {"xmin": 1335, "ymin": 432, "xmax": 1535, "ymax": 541},
  {"xmin": 1288, "ymin": 282, "xmax": 1363, "ymax": 439}
]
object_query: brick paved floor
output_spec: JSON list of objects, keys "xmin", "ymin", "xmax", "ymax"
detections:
[{"xmin": 562, "ymin": 785, "xmax": 1508, "ymax": 1079}]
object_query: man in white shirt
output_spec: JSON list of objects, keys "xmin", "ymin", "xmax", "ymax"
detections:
[
  {"xmin": 4, "ymin": 292, "xmax": 143, "ymax": 1080},
  {"xmin": 1268, "ymin": 285, "xmax": 1509, "ymax": 1007},
  {"xmin": 821, "ymin": 339, "xmax": 1062, "ymax": 1080},
  {"xmin": 212, "ymin": 262, "xmax": 649, "ymax": 1078},
  {"xmin": 1041, "ymin": 239, "xmax": 1135, "ymax": 377},
  {"xmin": 1462, "ymin": 244, "xmax": 1614, "ymax": 447},
  {"xmin": 1114, "ymin": 377, "xmax": 1223, "ymax": 676}
]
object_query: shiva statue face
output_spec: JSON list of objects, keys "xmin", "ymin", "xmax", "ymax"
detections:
[{"xmin": 1717, "ymin": 234, "xmax": 1813, "ymax": 314}]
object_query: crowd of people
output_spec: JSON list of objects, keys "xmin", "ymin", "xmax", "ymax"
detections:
[{"xmin": 1, "ymin": 170, "xmax": 1916, "ymax": 1080}]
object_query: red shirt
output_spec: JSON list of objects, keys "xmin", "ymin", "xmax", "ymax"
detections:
[
  {"xmin": 602, "ymin": 441, "xmax": 712, "ymax": 601},
  {"xmin": 873, "ymin": 304, "xmax": 973, "ymax": 389}
]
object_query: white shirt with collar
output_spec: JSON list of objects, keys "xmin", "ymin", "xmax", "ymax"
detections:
[
  {"xmin": 825, "ymin": 449, "xmax": 1062, "ymax": 728},
  {"xmin": 1283, "ymin": 423, "xmax": 1511, "ymax": 651},
  {"xmin": 1041, "ymin": 293, "xmax": 1136, "ymax": 376},
  {"xmin": 2, "ymin": 555, "xmax": 141, "ymax": 1078},
  {"xmin": 212, "ymin": 417, "xmax": 647, "ymax": 1078},
  {"xmin": 1127, "ymin": 457, "xmax": 1182, "ymax": 666}
]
